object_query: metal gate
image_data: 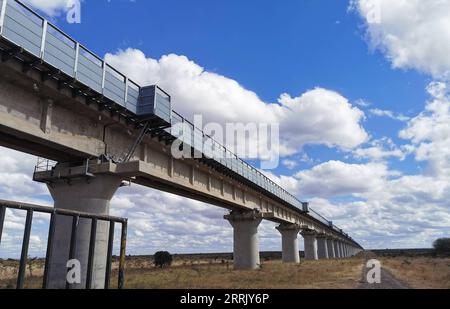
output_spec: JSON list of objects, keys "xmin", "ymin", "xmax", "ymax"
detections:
[{"xmin": 0, "ymin": 199, "xmax": 127, "ymax": 289}]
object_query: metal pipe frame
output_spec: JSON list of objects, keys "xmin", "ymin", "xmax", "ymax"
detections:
[{"xmin": 0, "ymin": 199, "xmax": 128, "ymax": 290}]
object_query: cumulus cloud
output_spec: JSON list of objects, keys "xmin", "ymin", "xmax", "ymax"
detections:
[
  {"xmin": 294, "ymin": 160, "xmax": 395, "ymax": 198},
  {"xmin": 0, "ymin": 148, "xmax": 47, "ymax": 200},
  {"xmin": 276, "ymin": 155, "xmax": 450, "ymax": 248},
  {"xmin": 281, "ymin": 82, "xmax": 450, "ymax": 246},
  {"xmin": 352, "ymin": 137, "xmax": 408, "ymax": 161},
  {"xmin": 22, "ymin": 0, "xmax": 72, "ymax": 16},
  {"xmin": 351, "ymin": 0, "xmax": 450, "ymax": 80},
  {"xmin": 105, "ymin": 49, "xmax": 368, "ymax": 157},
  {"xmin": 399, "ymin": 82, "xmax": 450, "ymax": 176},
  {"xmin": 331, "ymin": 1, "xmax": 450, "ymax": 247},
  {"xmin": 278, "ymin": 90, "xmax": 368, "ymax": 150}
]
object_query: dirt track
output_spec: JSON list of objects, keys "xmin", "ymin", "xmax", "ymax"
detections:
[{"xmin": 358, "ymin": 252, "xmax": 410, "ymax": 289}]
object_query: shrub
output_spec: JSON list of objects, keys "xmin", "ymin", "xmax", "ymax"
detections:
[
  {"xmin": 433, "ymin": 238, "xmax": 450, "ymax": 256},
  {"xmin": 154, "ymin": 251, "xmax": 173, "ymax": 268}
]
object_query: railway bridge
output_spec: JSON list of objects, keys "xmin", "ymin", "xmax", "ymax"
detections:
[{"xmin": 0, "ymin": 0, "xmax": 363, "ymax": 288}]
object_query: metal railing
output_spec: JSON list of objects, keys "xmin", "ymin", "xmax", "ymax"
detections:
[
  {"xmin": 0, "ymin": 0, "xmax": 350, "ymax": 241},
  {"xmin": 0, "ymin": 200, "xmax": 128, "ymax": 289}
]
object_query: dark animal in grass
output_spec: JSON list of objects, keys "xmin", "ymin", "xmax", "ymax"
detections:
[{"xmin": 154, "ymin": 251, "xmax": 173, "ymax": 268}]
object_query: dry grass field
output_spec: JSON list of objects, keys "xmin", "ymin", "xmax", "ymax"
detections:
[
  {"xmin": 380, "ymin": 257, "xmax": 450, "ymax": 289},
  {"xmin": 1, "ymin": 254, "xmax": 449, "ymax": 289},
  {"xmin": 119, "ymin": 258, "xmax": 363, "ymax": 289},
  {"xmin": 0, "ymin": 257, "xmax": 364, "ymax": 289}
]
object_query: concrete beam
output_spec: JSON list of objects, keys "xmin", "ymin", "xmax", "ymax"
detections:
[
  {"xmin": 225, "ymin": 210, "xmax": 263, "ymax": 270},
  {"xmin": 276, "ymin": 224, "xmax": 301, "ymax": 263}
]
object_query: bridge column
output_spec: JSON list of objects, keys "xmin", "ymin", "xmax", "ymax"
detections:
[
  {"xmin": 316, "ymin": 235, "xmax": 329, "ymax": 259},
  {"xmin": 225, "ymin": 211, "xmax": 263, "ymax": 270},
  {"xmin": 45, "ymin": 174, "xmax": 123, "ymax": 289},
  {"xmin": 301, "ymin": 230, "xmax": 318, "ymax": 260},
  {"xmin": 276, "ymin": 224, "xmax": 301, "ymax": 263},
  {"xmin": 327, "ymin": 238, "xmax": 336, "ymax": 258},
  {"xmin": 338, "ymin": 241, "xmax": 344, "ymax": 258},
  {"xmin": 333, "ymin": 240, "xmax": 341, "ymax": 258}
]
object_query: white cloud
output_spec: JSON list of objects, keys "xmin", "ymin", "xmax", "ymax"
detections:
[
  {"xmin": 294, "ymin": 160, "xmax": 395, "ymax": 198},
  {"xmin": 276, "ymin": 82, "xmax": 450, "ymax": 246},
  {"xmin": 351, "ymin": 0, "xmax": 450, "ymax": 80},
  {"xmin": 105, "ymin": 49, "xmax": 368, "ymax": 157},
  {"xmin": 279, "ymin": 157, "xmax": 450, "ymax": 248},
  {"xmin": 278, "ymin": 89, "xmax": 368, "ymax": 150},
  {"xmin": 23, "ymin": 0, "xmax": 71, "ymax": 16},
  {"xmin": 355, "ymin": 98, "xmax": 372, "ymax": 108},
  {"xmin": 369, "ymin": 108, "xmax": 410, "ymax": 122},
  {"xmin": 399, "ymin": 82, "xmax": 450, "ymax": 176},
  {"xmin": 282, "ymin": 159, "xmax": 298, "ymax": 170},
  {"xmin": 352, "ymin": 137, "xmax": 408, "ymax": 161},
  {"xmin": 0, "ymin": 148, "xmax": 47, "ymax": 200}
]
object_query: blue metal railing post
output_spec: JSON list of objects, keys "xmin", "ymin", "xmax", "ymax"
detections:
[
  {"xmin": 73, "ymin": 42, "xmax": 80, "ymax": 78},
  {"xmin": 0, "ymin": 0, "xmax": 8, "ymax": 36},
  {"xmin": 39, "ymin": 20, "xmax": 47, "ymax": 59}
]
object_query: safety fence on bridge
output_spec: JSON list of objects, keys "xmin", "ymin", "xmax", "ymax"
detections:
[{"xmin": 0, "ymin": 200, "xmax": 128, "ymax": 289}]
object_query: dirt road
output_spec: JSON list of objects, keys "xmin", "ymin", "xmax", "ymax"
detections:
[{"xmin": 358, "ymin": 252, "xmax": 410, "ymax": 289}]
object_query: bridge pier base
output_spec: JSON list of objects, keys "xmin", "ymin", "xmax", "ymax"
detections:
[
  {"xmin": 276, "ymin": 224, "xmax": 301, "ymax": 263},
  {"xmin": 316, "ymin": 235, "xmax": 329, "ymax": 259},
  {"xmin": 44, "ymin": 174, "xmax": 122, "ymax": 289},
  {"xmin": 225, "ymin": 211, "xmax": 263, "ymax": 270},
  {"xmin": 301, "ymin": 231, "xmax": 318, "ymax": 260},
  {"xmin": 334, "ymin": 240, "xmax": 341, "ymax": 259},
  {"xmin": 327, "ymin": 238, "xmax": 336, "ymax": 258},
  {"xmin": 338, "ymin": 242, "xmax": 345, "ymax": 258}
]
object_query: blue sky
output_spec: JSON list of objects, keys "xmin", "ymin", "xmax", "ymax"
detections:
[
  {"xmin": 1, "ymin": 0, "xmax": 450, "ymax": 258},
  {"xmin": 67, "ymin": 0, "xmax": 429, "ymax": 175}
]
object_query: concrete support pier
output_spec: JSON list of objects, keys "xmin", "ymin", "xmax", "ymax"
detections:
[
  {"xmin": 46, "ymin": 174, "xmax": 123, "ymax": 289},
  {"xmin": 327, "ymin": 238, "xmax": 336, "ymax": 258},
  {"xmin": 338, "ymin": 242, "xmax": 344, "ymax": 258},
  {"xmin": 316, "ymin": 235, "xmax": 329, "ymax": 259},
  {"xmin": 301, "ymin": 231, "xmax": 318, "ymax": 260},
  {"xmin": 333, "ymin": 240, "xmax": 341, "ymax": 258},
  {"xmin": 225, "ymin": 210, "xmax": 263, "ymax": 270},
  {"xmin": 276, "ymin": 224, "xmax": 301, "ymax": 263}
]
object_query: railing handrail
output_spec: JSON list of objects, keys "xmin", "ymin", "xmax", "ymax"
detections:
[{"xmin": 0, "ymin": 199, "xmax": 127, "ymax": 223}]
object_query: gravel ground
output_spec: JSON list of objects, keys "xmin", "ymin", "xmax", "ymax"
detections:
[{"xmin": 358, "ymin": 251, "xmax": 410, "ymax": 289}]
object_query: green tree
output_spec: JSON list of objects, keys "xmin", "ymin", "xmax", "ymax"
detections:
[{"xmin": 433, "ymin": 238, "xmax": 450, "ymax": 256}]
